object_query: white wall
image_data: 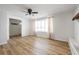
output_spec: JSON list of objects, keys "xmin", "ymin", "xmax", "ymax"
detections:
[
  {"xmin": 29, "ymin": 19, "xmax": 35, "ymax": 35},
  {"xmin": 71, "ymin": 5, "xmax": 79, "ymax": 46},
  {"xmin": 7, "ymin": 11, "xmax": 30, "ymax": 37},
  {"xmin": 0, "ymin": 5, "xmax": 30, "ymax": 45},
  {"xmin": 73, "ymin": 20, "xmax": 79, "ymax": 44},
  {"xmin": 22, "ymin": 18, "xmax": 30, "ymax": 37},
  {"xmin": 53, "ymin": 11, "xmax": 75, "ymax": 42},
  {"xmin": 68, "ymin": 5, "xmax": 79, "ymax": 55},
  {"xmin": 30, "ymin": 11, "xmax": 75, "ymax": 40},
  {"xmin": 0, "ymin": 10, "xmax": 9, "ymax": 45}
]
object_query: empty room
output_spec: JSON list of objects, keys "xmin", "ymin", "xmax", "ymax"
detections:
[{"xmin": 0, "ymin": 4, "xmax": 79, "ymax": 55}]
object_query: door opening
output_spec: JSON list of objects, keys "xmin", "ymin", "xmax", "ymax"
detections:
[{"xmin": 9, "ymin": 18, "xmax": 22, "ymax": 38}]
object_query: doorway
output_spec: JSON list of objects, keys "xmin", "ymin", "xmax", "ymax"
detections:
[{"xmin": 9, "ymin": 18, "xmax": 22, "ymax": 38}]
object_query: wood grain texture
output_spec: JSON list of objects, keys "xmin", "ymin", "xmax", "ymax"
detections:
[{"xmin": 0, "ymin": 36, "xmax": 70, "ymax": 55}]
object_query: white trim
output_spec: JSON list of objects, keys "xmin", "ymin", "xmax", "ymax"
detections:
[
  {"xmin": 0, "ymin": 41, "xmax": 7, "ymax": 45},
  {"xmin": 69, "ymin": 38, "xmax": 79, "ymax": 55}
]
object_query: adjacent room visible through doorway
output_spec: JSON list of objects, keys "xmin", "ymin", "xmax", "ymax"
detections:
[{"xmin": 9, "ymin": 18, "xmax": 22, "ymax": 38}]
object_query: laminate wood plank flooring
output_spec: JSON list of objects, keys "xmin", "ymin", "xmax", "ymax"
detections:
[{"xmin": 0, "ymin": 36, "xmax": 70, "ymax": 55}]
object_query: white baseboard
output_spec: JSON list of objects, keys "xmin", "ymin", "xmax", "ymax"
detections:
[
  {"xmin": 53, "ymin": 35, "xmax": 68, "ymax": 42},
  {"xmin": 0, "ymin": 41, "xmax": 7, "ymax": 45},
  {"xmin": 69, "ymin": 38, "xmax": 79, "ymax": 55}
]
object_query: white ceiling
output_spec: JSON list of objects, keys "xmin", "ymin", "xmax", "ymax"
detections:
[
  {"xmin": 0, "ymin": 4, "xmax": 77, "ymax": 19},
  {"xmin": 22, "ymin": 4, "xmax": 77, "ymax": 18}
]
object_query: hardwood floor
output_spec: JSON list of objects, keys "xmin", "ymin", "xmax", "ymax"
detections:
[{"xmin": 0, "ymin": 36, "xmax": 70, "ymax": 55}]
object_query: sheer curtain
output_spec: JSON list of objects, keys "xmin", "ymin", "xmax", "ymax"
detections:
[
  {"xmin": 35, "ymin": 18, "xmax": 48, "ymax": 32},
  {"xmin": 35, "ymin": 17, "xmax": 53, "ymax": 38},
  {"xmin": 48, "ymin": 17, "xmax": 53, "ymax": 39}
]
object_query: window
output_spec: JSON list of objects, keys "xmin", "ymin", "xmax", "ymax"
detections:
[{"xmin": 35, "ymin": 18, "xmax": 48, "ymax": 32}]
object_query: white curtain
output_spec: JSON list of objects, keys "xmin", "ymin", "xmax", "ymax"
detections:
[
  {"xmin": 35, "ymin": 18, "xmax": 48, "ymax": 32},
  {"xmin": 48, "ymin": 17, "xmax": 53, "ymax": 39},
  {"xmin": 35, "ymin": 17, "xmax": 53, "ymax": 38}
]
